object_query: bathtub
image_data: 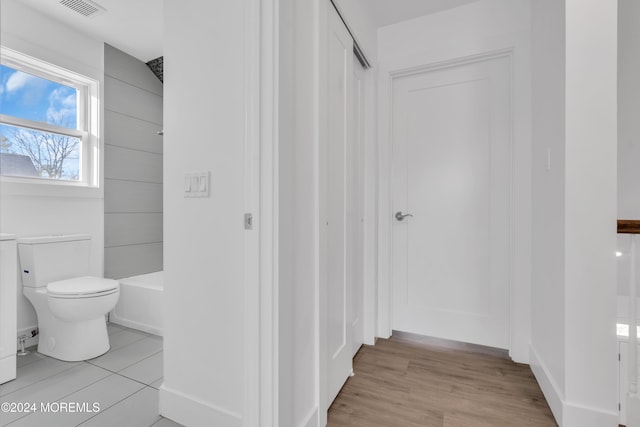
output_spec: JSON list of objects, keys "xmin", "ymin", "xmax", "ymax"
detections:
[{"xmin": 110, "ymin": 271, "xmax": 163, "ymax": 336}]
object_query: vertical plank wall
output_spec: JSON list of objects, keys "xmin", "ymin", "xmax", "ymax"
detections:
[{"xmin": 104, "ymin": 44, "xmax": 164, "ymax": 279}]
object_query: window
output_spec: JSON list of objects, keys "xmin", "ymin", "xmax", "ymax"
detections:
[{"xmin": 0, "ymin": 47, "xmax": 99, "ymax": 187}]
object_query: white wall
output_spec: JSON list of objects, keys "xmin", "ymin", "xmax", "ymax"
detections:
[
  {"xmin": 563, "ymin": 1, "xmax": 618, "ymax": 425},
  {"xmin": 530, "ymin": 0, "xmax": 567, "ymax": 414},
  {"xmin": 278, "ymin": 0, "xmax": 318, "ymax": 425},
  {"xmin": 0, "ymin": 0, "xmax": 104, "ymax": 347},
  {"xmin": 376, "ymin": 0, "xmax": 533, "ymax": 363},
  {"xmin": 531, "ymin": 1, "xmax": 618, "ymax": 426},
  {"xmin": 279, "ymin": 0, "xmax": 322, "ymax": 424},
  {"xmin": 160, "ymin": 1, "xmax": 250, "ymax": 426}
]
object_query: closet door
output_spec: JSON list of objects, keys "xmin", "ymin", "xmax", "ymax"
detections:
[
  {"xmin": 322, "ymin": 2, "xmax": 354, "ymax": 407},
  {"xmin": 350, "ymin": 56, "xmax": 365, "ymax": 356}
]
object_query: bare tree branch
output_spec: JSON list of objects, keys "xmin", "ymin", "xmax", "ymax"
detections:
[{"xmin": 9, "ymin": 127, "xmax": 79, "ymax": 179}]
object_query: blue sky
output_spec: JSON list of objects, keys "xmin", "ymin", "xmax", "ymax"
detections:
[{"xmin": 0, "ymin": 64, "xmax": 77, "ymax": 129}]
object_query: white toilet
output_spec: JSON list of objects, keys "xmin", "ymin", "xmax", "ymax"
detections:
[{"xmin": 17, "ymin": 234, "xmax": 119, "ymax": 362}]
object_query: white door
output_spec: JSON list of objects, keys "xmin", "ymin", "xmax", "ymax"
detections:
[
  {"xmin": 350, "ymin": 57, "xmax": 365, "ymax": 357},
  {"xmin": 391, "ymin": 56, "xmax": 511, "ymax": 349},
  {"xmin": 323, "ymin": 3, "xmax": 354, "ymax": 406}
]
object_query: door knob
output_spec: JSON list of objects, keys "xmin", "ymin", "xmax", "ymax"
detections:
[{"xmin": 395, "ymin": 211, "xmax": 413, "ymax": 221}]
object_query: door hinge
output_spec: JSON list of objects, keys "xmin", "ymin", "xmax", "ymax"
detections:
[{"xmin": 244, "ymin": 213, "xmax": 253, "ymax": 230}]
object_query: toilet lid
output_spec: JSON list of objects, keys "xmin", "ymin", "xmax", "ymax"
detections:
[{"xmin": 47, "ymin": 276, "xmax": 119, "ymax": 297}]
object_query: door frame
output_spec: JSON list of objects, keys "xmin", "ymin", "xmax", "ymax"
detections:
[
  {"xmin": 376, "ymin": 48, "xmax": 525, "ymax": 359},
  {"xmin": 244, "ymin": 0, "xmax": 279, "ymax": 425}
]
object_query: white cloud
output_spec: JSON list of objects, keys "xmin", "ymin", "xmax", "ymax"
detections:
[
  {"xmin": 46, "ymin": 87, "xmax": 77, "ymax": 125},
  {"xmin": 5, "ymin": 71, "xmax": 37, "ymax": 92},
  {"xmin": 62, "ymin": 93, "xmax": 75, "ymax": 107}
]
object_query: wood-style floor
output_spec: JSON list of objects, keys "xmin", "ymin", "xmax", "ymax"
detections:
[{"xmin": 328, "ymin": 333, "xmax": 557, "ymax": 427}]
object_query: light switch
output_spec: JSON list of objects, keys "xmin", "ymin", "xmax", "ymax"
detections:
[
  {"xmin": 198, "ymin": 174, "xmax": 207, "ymax": 192},
  {"xmin": 184, "ymin": 171, "xmax": 210, "ymax": 198}
]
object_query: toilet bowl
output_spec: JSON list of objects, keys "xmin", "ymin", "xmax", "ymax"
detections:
[
  {"xmin": 18, "ymin": 235, "xmax": 120, "ymax": 362},
  {"xmin": 23, "ymin": 277, "xmax": 119, "ymax": 361}
]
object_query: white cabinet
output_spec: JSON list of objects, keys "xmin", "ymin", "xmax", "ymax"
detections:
[{"xmin": 0, "ymin": 234, "xmax": 17, "ymax": 384}]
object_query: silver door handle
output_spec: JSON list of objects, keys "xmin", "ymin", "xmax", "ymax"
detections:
[{"xmin": 395, "ymin": 211, "xmax": 413, "ymax": 221}]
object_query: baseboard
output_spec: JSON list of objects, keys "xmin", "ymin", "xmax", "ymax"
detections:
[
  {"xmin": 300, "ymin": 406, "xmax": 318, "ymax": 427},
  {"xmin": 529, "ymin": 345, "xmax": 564, "ymax": 424},
  {"xmin": 530, "ymin": 345, "xmax": 619, "ymax": 427},
  {"xmin": 159, "ymin": 384, "xmax": 242, "ymax": 427},
  {"xmin": 0, "ymin": 355, "xmax": 16, "ymax": 384},
  {"xmin": 562, "ymin": 401, "xmax": 618, "ymax": 427}
]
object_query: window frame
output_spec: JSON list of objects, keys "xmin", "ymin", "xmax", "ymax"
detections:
[{"xmin": 0, "ymin": 47, "xmax": 100, "ymax": 189}]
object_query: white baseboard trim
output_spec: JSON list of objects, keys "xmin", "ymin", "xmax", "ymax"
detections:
[
  {"xmin": 562, "ymin": 401, "xmax": 618, "ymax": 427},
  {"xmin": 159, "ymin": 384, "xmax": 242, "ymax": 427},
  {"xmin": 530, "ymin": 345, "xmax": 619, "ymax": 427},
  {"xmin": 300, "ymin": 406, "xmax": 318, "ymax": 427},
  {"xmin": 529, "ymin": 344, "xmax": 564, "ymax": 424},
  {"xmin": 0, "ymin": 355, "xmax": 16, "ymax": 384}
]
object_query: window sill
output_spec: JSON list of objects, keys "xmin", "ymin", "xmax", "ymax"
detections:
[{"xmin": 0, "ymin": 178, "xmax": 103, "ymax": 199}]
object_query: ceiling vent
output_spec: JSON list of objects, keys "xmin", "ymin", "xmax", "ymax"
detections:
[{"xmin": 59, "ymin": 0, "xmax": 106, "ymax": 18}]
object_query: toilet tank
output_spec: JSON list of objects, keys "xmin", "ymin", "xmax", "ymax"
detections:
[{"xmin": 17, "ymin": 234, "xmax": 91, "ymax": 288}]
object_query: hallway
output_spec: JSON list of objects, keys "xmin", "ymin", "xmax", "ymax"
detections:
[{"xmin": 328, "ymin": 334, "xmax": 556, "ymax": 426}]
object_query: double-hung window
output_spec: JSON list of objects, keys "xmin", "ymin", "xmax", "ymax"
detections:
[{"xmin": 0, "ymin": 47, "xmax": 99, "ymax": 187}]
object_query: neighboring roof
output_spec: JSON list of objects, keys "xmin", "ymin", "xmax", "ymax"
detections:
[{"xmin": 0, "ymin": 153, "xmax": 39, "ymax": 177}]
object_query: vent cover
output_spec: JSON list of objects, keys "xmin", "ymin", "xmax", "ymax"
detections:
[{"xmin": 59, "ymin": 0, "xmax": 106, "ymax": 18}]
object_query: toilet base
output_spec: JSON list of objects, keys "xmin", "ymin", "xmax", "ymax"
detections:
[
  {"xmin": 37, "ymin": 316, "xmax": 110, "ymax": 362},
  {"xmin": 23, "ymin": 287, "xmax": 115, "ymax": 362}
]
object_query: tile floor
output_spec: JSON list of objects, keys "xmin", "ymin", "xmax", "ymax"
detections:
[{"xmin": 0, "ymin": 323, "xmax": 183, "ymax": 427}]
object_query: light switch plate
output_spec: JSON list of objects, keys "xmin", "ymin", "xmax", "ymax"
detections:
[{"xmin": 184, "ymin": 171, "xmax": 210, "ymax": 198}]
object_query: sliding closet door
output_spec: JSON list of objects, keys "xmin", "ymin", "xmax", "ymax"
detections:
[
  {"xmin": 350, "ymin": 56, "xmax": 365, "ymax": 356},
  {"xmin": 322, "ymin": 2, "xmax": 354, "ymax": 407}
]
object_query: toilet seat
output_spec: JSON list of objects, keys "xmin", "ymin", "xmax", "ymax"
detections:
[{"xmin": 47, "ymin": 276, "xmax": 119, "ymax": 299}]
